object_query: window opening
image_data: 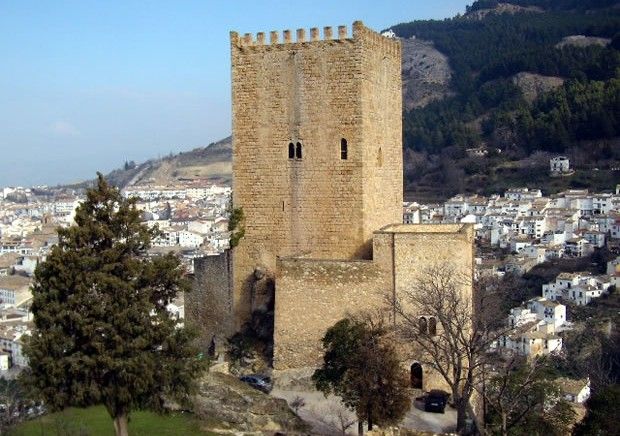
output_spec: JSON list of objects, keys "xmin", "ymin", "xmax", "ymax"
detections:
[
  {"xmin": 428, "ymin": 317, "xmax": 437, "ymax": 336},
  {"xmin": 410, "ymin": 362, "xmax": 423, "ymax": 389},
  {"xmin": 296, "ymin": 142, "xmax": 302, "ymax": 159},
  {"xmin": 340, "ymin": 138, "xmax": 348, "ymax": 160},
  {"xmin": 418, "ymin": 317, "xmax": 427, "ymax": 334},
  {"xmin": 288, "ymin": 142, "xmax": 295, "ymax": 159}
]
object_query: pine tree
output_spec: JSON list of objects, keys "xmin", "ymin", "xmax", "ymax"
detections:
[{"xmin": 25, "ymin": 174, "xmax": 203, "ymax": 436}]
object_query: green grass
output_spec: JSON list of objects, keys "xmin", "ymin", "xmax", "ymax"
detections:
[{"xmin": 9, "ymin": 405, "xmax": 214, "ymax": 436}]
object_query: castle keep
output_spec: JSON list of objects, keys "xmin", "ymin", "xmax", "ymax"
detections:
[
  {"xmin": 191, "ymin": 21, "xmax": 474, "ymax": 385},
  {"xmin": 230, "ymin": 21, "xmax": 403, "ymax": 329}
]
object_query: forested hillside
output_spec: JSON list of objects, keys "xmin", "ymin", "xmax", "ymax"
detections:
[{"xmin": 391, "ymin": 0, "xmax": 620, "ymax": 201}]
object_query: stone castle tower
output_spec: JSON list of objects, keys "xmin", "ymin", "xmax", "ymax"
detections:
[
  {"xmin": 230, "ymin": 21, "xmax": 403, "ymax": 328},
  {"xmin": 189, "ymin": 22, "xmax": 473, "ymax": 383}
]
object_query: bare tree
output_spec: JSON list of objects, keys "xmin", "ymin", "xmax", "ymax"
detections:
[
  {"xmin": 393, "ymin": 263, "xmax": 510, "ymax": 433},
  {"xmin": 334, "ymin": 408, "xmax": 356, "ymax": 436},
  {"xmin": 0, "ymin": 377, "xmax": 25, "ymax": 432},
  {"xmin": 312, "ymin": 399, "xmax": 357, "ymax": 436},
  {"xmin": 482, "ymin": 355, "xmax": 574, "ymax": 436}
]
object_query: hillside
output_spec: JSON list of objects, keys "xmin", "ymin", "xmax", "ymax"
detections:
[
  {"xmin": 392, "ymin": 0, "xmax": 620, "ymax": 201},
  {"xmin": 98, "ymin": 137, "xmax": 231, "ymax": 189},
  {"xmin": 464, "ymin": 2, "xmax": 544, "ymax": 19}
]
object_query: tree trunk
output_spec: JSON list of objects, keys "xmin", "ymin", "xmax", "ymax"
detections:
[
  {"xmin": 113, "ymin": 413, "xmax": 129, "ymax": 436},
  {"xmin": 501, "ymin": 413, "xmax": 508, "ymax": 436},
  {"xmin": 367, "ymin": 405, "xmax": 373, "ymax": 431},
  {"xmin": 358, "ymin": 420, "xmax": 364, "ymax": 436},
  {"xmin": 456, "ymin": 398, "xmax": 468, "ymax": 434}
]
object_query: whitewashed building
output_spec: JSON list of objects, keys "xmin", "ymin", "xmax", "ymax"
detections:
[
  {"xmin": 550, "ymin": 156, "xmax": 570, "ymax": 174},
  {"xmin": 555, "ymin": 377, "xmax": 591, "ymax": 404},
  {"xmin": 543, "ymin": 272, "xmax": 611, "ymax": 305}
]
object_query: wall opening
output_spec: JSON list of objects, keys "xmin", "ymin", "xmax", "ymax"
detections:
[
  {"xmin": 428, "ymin": 317, "xmax": 437, "ymax": 336},
  {"xmin": 288, "ymin": 142, "xmax": 295, "ymax": 159},
  {"xmin": 340, "ymin": 138, "xmax": 348, "ymax": 160},
  {"xmin": 377, "ymin": 147, "xmax": 383, "ymax": 167},
  {"xmin": 418, "ymin": 316, "xmax": 427, "ymax": 334},
  {"xmin": 411, "ymin": 362, "xmax": 423, "ymax": 389},
  {"xmin": 296, "ymin": 142, "xmax": 303, "ymax": 159}
]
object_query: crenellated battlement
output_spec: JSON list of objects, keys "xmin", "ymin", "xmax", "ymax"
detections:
[{"xmin": 230, "ymin": 20, "xmax": 400, "ymax": 55}]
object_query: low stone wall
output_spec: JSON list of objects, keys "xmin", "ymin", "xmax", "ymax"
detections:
[{"xmin": 274, "ymin": 257, "xmax": 389, "ymax": 370}]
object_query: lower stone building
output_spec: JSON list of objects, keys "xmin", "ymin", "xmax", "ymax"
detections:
[{"xmin": 191, "ymin": 223, "xmax": 474, "ymax": 392}]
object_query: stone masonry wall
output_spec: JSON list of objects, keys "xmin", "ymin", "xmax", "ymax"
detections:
[
  {"xmin": 230, "ymin": 22, "xmax": 402, "ymax": 330},
  {"xmin": 187, "ymin": 253, "xmax": 234, "ymax": 353},
  {"xmin": 384, "ymin": 224, "xmax": 476, "ymax": 391},
  {"xmin": 274, "ymin": 224, "xmax": 475, "ymax": 393},
  {"xmin": 273, "ymin": 257, "xmax": 389, "ymax": 369},
  {"xmin": 358, "ymin": 25, "xmax": 403, "ymax": 248}
]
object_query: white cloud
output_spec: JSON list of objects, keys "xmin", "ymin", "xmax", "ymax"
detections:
[{"xmin": 50, "ymin": 120, "xmax": 80, "ymax": 137}]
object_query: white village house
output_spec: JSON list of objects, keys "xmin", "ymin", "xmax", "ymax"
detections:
[
  {"xmin": 550, "ymin": 156, "xmax": 571, "ymax": 174},
  {"xmin": 500, "ymin": 297, "xmax": 565, "ymax": 357},
  {"xmin": 542, "ymin": 272, "xmax": 611, "ymax": 305}
]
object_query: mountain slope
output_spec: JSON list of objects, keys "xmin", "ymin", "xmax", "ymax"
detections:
[
  {"xmin": 391, "ymin": 0, "xmax": 620, "ymax": 200},
  {"xmin": 401, "ymin": 38, "xmax": 454, "ymax": 110},
  {"xmin": 102, "ymin": 137, "xmax": 231, "ymax": 189}
]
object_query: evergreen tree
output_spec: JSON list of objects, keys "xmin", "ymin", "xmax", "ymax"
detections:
[
  {"xmin": 313, "ymin": 316, "xmax": 410, "ymax": 435},
  {"xmin": 25, "ymin": 174, "xmax": 203, "ymax": 436}
]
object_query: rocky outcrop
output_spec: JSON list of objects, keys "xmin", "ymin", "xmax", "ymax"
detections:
[
  {"xmin": 192, "ymin": 371, "xmax": 308, "ymax": 434},
  {"xmin": 103, "ymin": 136, "xmax": 233, "ymax": 189},
  {"xmin": 556, "ymin": 35, "xmax": 611, "ymax": 49},
  {"xmin": 401, "ymin": 38, "xmax": 453, "ymax": 111},
  {"xmin": 465, "ymin": 3, "xmax": 544, "ymax": 20},
  {"xmin": 512, "ymin": 72, "xmax": 565, "ymax": 102}
]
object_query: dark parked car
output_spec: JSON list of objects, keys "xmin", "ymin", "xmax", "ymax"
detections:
[
  {"xmin": 424, "ymin": 389, "xmax": 449, "ymax": 413},
  {"xmin": 239, "ymin": 374, "xmax": 273, "ymax": 394}
]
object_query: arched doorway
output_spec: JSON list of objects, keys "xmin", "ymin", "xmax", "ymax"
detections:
[{"xmin": 410, "ymin": 362, "xmax": 423, "ymax": 389}]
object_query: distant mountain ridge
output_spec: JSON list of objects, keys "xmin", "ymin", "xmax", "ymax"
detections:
[{"xmin": 465, "ymin": 0, "xmax": 620, "ymax": 13}]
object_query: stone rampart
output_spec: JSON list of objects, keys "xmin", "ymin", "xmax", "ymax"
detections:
[{"xmin": 273, "ymin": 257, "xmax": 388, "ymax": 369}]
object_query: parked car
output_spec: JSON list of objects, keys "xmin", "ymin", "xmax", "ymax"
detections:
[
  {"xmin": 239, "ymin": 374, "xmax": 272, "ymax": 394},
  {"xmin": 424, "ymin": 389, "xmax": 449, "ymax": 413}
]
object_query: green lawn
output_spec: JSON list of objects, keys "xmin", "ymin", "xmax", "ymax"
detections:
[{"xmin": 9, "ymin": 405, "xmax": 214, "ymax": 436}]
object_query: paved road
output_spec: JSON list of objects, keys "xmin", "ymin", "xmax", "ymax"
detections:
[{"xmin": 272, "ymin": 388, "xmax": 457, "ymax": 435}]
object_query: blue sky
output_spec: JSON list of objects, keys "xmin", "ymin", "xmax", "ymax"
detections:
[{"xmin": 0, "ymin": 0, "xmax": 471, "ymax": 187}]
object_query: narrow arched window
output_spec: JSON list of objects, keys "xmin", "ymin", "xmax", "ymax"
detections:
[
  {"xmin": 296, "ymin": 142, "xmax": 302, "ymax": 159},
  {"xmin": 340, "ymin": 138, "xmax": 348, "ymax": 160},
  {"xmin": 418, "ymin": 317, "xmax": 427, "ymax": 334},
  {"xmin": 288, "ymin": 142, "xmax": 295, "ymax": 159},
  {"xmin": 428, "ymin": 317, "xmax": 437, "ymax": 336},
  {"xmin": 377, "ymin": 147, "xmax": 383, "ymax": 167}
]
